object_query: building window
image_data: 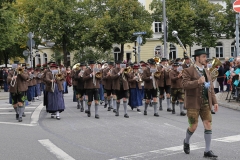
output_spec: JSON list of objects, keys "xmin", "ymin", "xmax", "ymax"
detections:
[
  {"xmin": 202, "ymin": 47, "xmax": 210, "ymax": 58},
  {"xmin": 215, "ymin": 42, "xmax": 223, "ymax": 58},
  {"xmin": 154, "ymin": 45, "xmax": 162, "ymax": 57},
  {"xmin": 37, "ymin": 54, "xmax": 41, "ymax": 65},
  {"xmin": 114, "ymin": 47, "xmax": 120, "ymax": 62},
  {"xmin": 169, "ymin": 44, "xmax": 176, "ymax": 60},
  {"xmin": 44, "ymin": 53, "xmax": 47, "ymax": 64},
  {"xmin": 154, "ymin": 22, "xmax": 162, "ymax": 33},
  {"xmin": 231, "ymin": 42, "xmax": 235, "ymax": 57}
]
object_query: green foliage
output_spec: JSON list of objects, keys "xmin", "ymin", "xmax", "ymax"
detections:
[
  {"xmin": 50, "ymin": 48, "xmax": 64, "ymax": 65},
  {"xmin": 72, "ymin": 47, "xmax": 114, "ymax": 65},
  {"xmin": 150, "ymin": 0, "xmax": 228, "ymax": 47},
  {"xmin": 223, "ymin": 0, "xmax": 236, "ymax": 39}
]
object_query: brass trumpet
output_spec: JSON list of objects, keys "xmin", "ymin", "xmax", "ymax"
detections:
[
  {"xmin": 124, "ymin": 66, "xmax": 131, "ymax": 74},
  {"xmin": 55, "ymin": 69, "xmax": 64, "ymax": 80}
]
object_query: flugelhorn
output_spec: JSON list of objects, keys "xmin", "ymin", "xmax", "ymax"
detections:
[
  {"xmin": 172, "ymin": 30, "xmax": 210, "ymax": 88},
  {"xmin": 10, "ymin": 64, "xmax": 18, "ymax": 87}
]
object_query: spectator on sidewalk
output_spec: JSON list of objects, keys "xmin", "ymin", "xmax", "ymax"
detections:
[{"xmin": 3, "ymin": 68, "xmax": 9, "ymax": 92}]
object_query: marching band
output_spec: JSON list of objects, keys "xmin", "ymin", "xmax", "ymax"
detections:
[{"xmin": 7, "ymin": 54, "xmax": 223, "ymax": 122}]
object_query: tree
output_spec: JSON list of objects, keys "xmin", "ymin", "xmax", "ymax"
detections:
[
  {"xmin": 72, "ymin": 47, "xmax": 114, "ymax": 65},
  {"xmin": 81, "ymin": 0, "xmax": 153, "ymax": 61},
  {"xmin": 0, "ymin": 1, "xmax": 23, "ymax": 66},
  {"xmin": 150, "ymin": 0, "xmax": 227, "ymax": 48},
  {"xmin": 16, "ymin": 0, "xmax": 86, "ymax": 66},
  {"xmin": 223, "ymin": 0, "xmax": 236, "ymax": 39}
]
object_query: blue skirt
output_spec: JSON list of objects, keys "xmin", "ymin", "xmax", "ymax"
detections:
[
  {"xmin": 128, "ymin": 83, "xmax": 143, "ymax": 108},
  {"xmin": 36, "ymin": 84, "xmax": 41, "ymax": 96},
  {"xmin": 47, "ymin": 83, "xmax": 65, "ymax": 113},
  {"xmin": 27, "ymin": 86, "xmax": 34, "ymax": 101}
]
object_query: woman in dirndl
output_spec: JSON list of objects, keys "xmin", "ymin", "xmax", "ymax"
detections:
[
  {"xmin": 128, "ymin": 64, "xmax": 143, "ymax": 112},
  {"xmin": 45, "ymin": 64, "xmax": 65, "ymax": 120}
]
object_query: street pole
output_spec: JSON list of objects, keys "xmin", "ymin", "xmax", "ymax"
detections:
[
  {"xmin": 137, "ymin": 36, "xmax": 141, "ymax": 64},
  {"xmin": 236, "ymin": 13, "xmax": 240, "ymax": 57},
  {"xmin": 30, "ymin": 37, "xmax": 33, "ymax": 68},
  {"xmin": 163, "ymin": 0, "xmax": 168, "ymax": 59}
]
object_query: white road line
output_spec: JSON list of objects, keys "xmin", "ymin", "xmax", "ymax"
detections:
[
  {"xmin": 0, "ymin": 107, "xmax": 36, "ymax": 109},
  {"xmin": 38, "ymin": 139, "xmax": 75, "ymax": 160},
  {"xmin": 30, "ymin": 102, "xmax": 44, "ymax": 125},
  {"xmin": 0, "ymin": 122, "xmax": 34, "ymax": 126},
  {"xmin": 109, "ymin": 134, "xmax": 240, "ymax": 160},
  {"xmin": 0, "ymin": 112, "xmax": 32, "ymax": 115},
  {"xmin": 213, "ymin": 134, "xmax": 240, "ymax": 143}
]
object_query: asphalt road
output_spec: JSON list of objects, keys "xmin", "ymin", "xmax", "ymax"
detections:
[{"xmin": 0, "ymin": 89, "xmax": 239, "ymax": 160}]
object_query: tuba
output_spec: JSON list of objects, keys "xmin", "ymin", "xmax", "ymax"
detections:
[
  {"xmin": 154, "ymin": 56, "xmax": 161, "ymax": 65},
  {"xmin": 209, "ymin": 57, "xmax": 222, "ymax": 81},
  {"xmin": 73, "ymin": 63, "xmax": 80, "ymax": 71},
  {"xmin": 16, "ymin": 67, "xmax": 23, "ymax": 75}
]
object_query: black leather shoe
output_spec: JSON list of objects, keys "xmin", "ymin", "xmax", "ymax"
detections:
[
  {"xmin": 95, "ymin": 114, "xmax": 100, "ymax": 119},
  {"xmin": 167, "ymin": 108, "xmax": 172, "ymax": 112},
  {"xmin": 104, "ymin": 104, "xmax": 107, "ymax": 108},
  {"xmin": 107, "ymin": 107, "xmax": 111, "ymax": 111},
  {"xmin": 204, "ymin": 150, "xmax": 218, "ymax": 158},
  {"xmin": 56, "ymin": 116, "xmax": 61, "ymax": 120},
  {"xmin": 77, "ymin": 105, "xmax": 80, "ymax": 109},
  {"xmin": 183, "ymin": 139, "xmax": 190, "ymax": 154},
  {"xmin": 16, "ymin": 114, "xmax": 19, "ymax": 120},
  {"xmin": 18, "ymin": 117, "xmax": 22, "ymax": 122},
  {"xmin": 159, "ymin": 106, "xmax": 163, "ymax": 111},
  {"xmin": 22, "ymin": 113, "xmax": 26, "ymax": 117},
  {"xmin": 211, "ymin": 110, "xmax": 215, "ymax": 114},
  {"xmin": 51, "ymin": 114, "xmax": 55, "ymax": 118},
  {"xmin": 80, "ymin": 107, "xmax": 84, "ymax": 112},
  {"xmin": 87, "ymin": 111, "xmax": 91, "ymax": 117},
  {"xmin": 172, "ymin": 110, "xmax": 175, "ymax": 114},
  {"xmin": 137, "ymin": 109, "xmax": 141, "ymax": 112},
  {"xmin": 144, "ymin": 111, "xmax": 147, "ymax": 115},
  {"xmin": 154, "ymin": 113, "xmax": 159, "ymax": 117},
  {"xmin": 115, "ymin": 112, "xmax": 119, "ymax": 116},
  {"xmin": 113, "ymin": 109, "xmax": 116, "ymax": 113},
  {"xmin": 124, "ymin": 114, "xmax": 129, "ymax": 118},
  {"xmin": 180, "ymin": 112, "xmax": 186, "ymax": 116},
  {"xmin": 85, "ymin": 110, "xmax": 88, "ymax": 114}
]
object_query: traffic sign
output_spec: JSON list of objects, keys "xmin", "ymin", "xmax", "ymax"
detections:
[
  {"xmin": 27, "ymin": 39, "xmax": 35, "ymax": 48},
  {"xmin": 137, "ymin": 36, "xmax": 142, "ymax": 44},
  {"xmin": 233, "ymin": 0, "xmax": 240, "ymax": 12},
  {"xmin": 23, "ymin": 50, "xmax": 30, "ymax": 57},
  {"xmin": 133, "ymin": 31, "xmax": 146, "ymax": 35}
]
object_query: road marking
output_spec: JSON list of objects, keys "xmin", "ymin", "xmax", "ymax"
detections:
[
  {"xmin": 30, "ymin": 102, "xmax": 44, "ymax": 125},
  {"xmin": 109, "ymin": 134, "xmax": 240, "ymax": 160},
  {"xmin": 0, "ymin": 122, "xmax": 34, "ymax": 126},
  {"xmin": 0, "ymin": 112, "xmax": 32, "ymax": 115},
  {"xmin": 38, "ymin": 139, "xmax": 75, "ymax": 160},
  {"xmin": 0, "ymin": 107, "xmax": 36, "ymax": 109},
  {"xmin": 0, "ymin": 103, "xmax": 44, "ymax": 127},
  {"xmin": 213, "ymin": 134, "xmax": 240, "ymax": 143}
]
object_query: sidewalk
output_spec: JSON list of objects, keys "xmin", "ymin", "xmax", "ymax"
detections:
[
  {"xmin": 216, "ymin": 91, "xmax": 240, "ymax": 111},
  {"xmin": 0, "ymin": 91, "xmax": 9, "ymax": 100}
]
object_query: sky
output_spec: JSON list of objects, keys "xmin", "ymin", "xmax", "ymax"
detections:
[{"xmin": 138, "ymin": 0, "xmax": 145, "ymax": 6}]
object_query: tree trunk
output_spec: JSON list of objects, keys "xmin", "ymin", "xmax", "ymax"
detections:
[
  {"xmin": 3, "ymin": 51, "xmax": 8, "ymax": 68},
  {"xmin": 120, "ymin": 43, "xmax": 124, "ymax": 61},
  {"xmin": 62, "ymin": 34, "xmax": 68, "ymax": 67}
]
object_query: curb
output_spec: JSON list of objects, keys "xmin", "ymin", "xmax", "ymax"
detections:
[
  {"xmin": 0, "ymin": 97, "xmax": 8, "ymax": 100},
  {"xmin": 218, "ymin": 101, "xmax": 240, "ymax": 111}
]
